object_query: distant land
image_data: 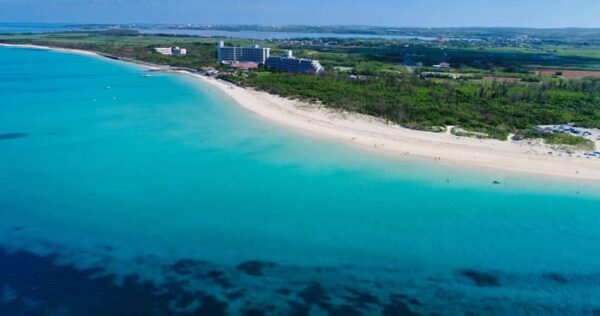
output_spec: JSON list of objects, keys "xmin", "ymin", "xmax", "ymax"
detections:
[
  {"xmin": 63, "ymin": 24, "xmax": 600, "ymax": 42},
  {"xmin": 4, "ymin": 22, "xmax": 600, "ymax": 43}
]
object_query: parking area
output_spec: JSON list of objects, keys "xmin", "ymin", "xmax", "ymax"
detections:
[{"xmin": 538, "ymin": 124, "xmax": 600, "ymax": 157}]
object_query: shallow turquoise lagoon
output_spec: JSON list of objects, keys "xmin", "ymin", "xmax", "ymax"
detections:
[{"xmin": 1, "ymin": 46, "xmax": 600, "ymax": 315}]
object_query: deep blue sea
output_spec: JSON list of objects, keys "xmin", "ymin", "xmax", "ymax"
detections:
[
  {"xmin": 1, "ymin": 46, "xmax": 600, "ymax": 315},
  {"xmin": 0, "ymin": 23, "xmax": 77, "ymax": 34}
]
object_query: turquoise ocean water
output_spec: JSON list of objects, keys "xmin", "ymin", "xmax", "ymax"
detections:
[{"xmin": 1, "ymin": 46, "xmax": 600, "ymax": 315}]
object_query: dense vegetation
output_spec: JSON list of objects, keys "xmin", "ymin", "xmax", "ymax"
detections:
[{"xmin": 280, "ymin": 39, "xmax": 600, "ymax": 72}]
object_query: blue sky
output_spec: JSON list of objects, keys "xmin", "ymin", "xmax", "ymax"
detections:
[{"xmin": 1, "ymin": 0, "xmax": 600, "ymax": 27}]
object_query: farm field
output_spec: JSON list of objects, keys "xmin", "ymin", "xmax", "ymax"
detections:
[{"xmin": 536, "ymin": 68, "xmax": 600, "ymax": 79}]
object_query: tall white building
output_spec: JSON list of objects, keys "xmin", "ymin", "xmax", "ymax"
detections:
[{"xmin": 217, "ymin": 41, "xmax": 270, "ymax": 64}]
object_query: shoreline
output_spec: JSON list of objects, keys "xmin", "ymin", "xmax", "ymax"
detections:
[
  {"xmin": 2, "ymin": 43, "xmax": 600, "ymax": 181},
  {"xmin": 194, "ymin": 74, "xmax": 600, "ymax": 182}
]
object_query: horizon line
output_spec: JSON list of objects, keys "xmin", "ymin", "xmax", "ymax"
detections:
[{"xmin": 4, "ymin": 22, "xmax": 600, "ymax": 30}]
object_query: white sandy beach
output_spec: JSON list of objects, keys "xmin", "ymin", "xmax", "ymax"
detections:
[
  {"xmin": 192, "ymin": 75, "xmax": 600, "ymax": 181},
  {"xmin": 3, "ymin": 43, "xmax": 600, "ymax": 181},
  {"xmin": 0, "ymin": 43, "xmax": 100, "ymax": 57}
]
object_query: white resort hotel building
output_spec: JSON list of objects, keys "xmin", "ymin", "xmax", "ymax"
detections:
[
  {"xmin": 217, "ymin": 42, "xmax": 324, "ymax": 74},
  {"xmin": 217, "ymin": 41, "xmax": 270, "ymax": 65},
  {"xmin": 265, "ymin": 50, "xmax": 324, "ymax": 75}
]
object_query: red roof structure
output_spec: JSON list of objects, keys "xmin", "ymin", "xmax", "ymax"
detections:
[{"xmin": 229, "ymin": 62, "xmax": 259, "ymax": 70}]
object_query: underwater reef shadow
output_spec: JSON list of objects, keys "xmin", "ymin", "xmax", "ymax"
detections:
[
  {"xmin": 0, "ymin": 247, "xmax": 228, "ymax": 316},
  {"xmin": 0, "ymin": 133, "xmax": 29, "ymax": 141},
  {"xmin": 0, "ymin": 245, "xmax": 591, "ymax": 315}
]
